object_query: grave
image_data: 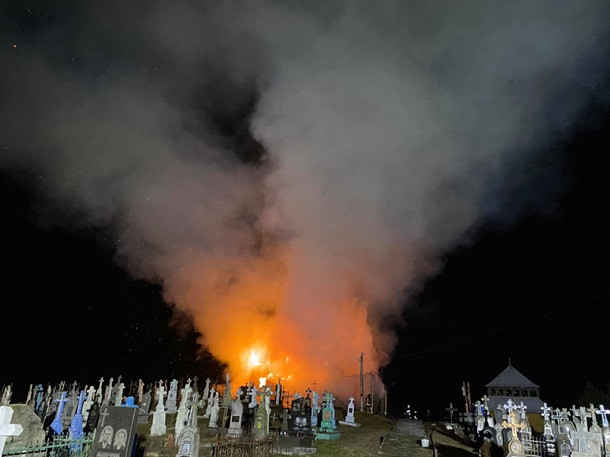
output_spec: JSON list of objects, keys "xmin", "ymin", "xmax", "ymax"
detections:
[
  {"xmin": 227, "ymin": 393, "xmax": 243, "ymax": 437},
  {"xmin": 166, "ymin": 380, "xmax": 178, "ymax": 413},
  {"xmin": 0, "ymin": 406, "xmax": 23, "ymax": 456},
  {"xmin": 150, "ymin": 382, "xmax": 167, "ymax": 436},
  {"xmin": 2, "ymin": 404, "xmax": 43, "ymax": 449},
  {"xmin": 339, "ymin": 397, "xmax": 361, "ymax": 427},
  {"xmin": 316, "ymin": 392, "xmax": 340, "ymax": 441},
  {"xmin": 91, "ymin": 405, "xmax": 138, "ymax": 457}
]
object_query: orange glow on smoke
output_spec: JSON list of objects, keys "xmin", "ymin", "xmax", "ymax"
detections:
[{"xmin": 170, "ymin": 242, "xmax": 385, "ymax": 398}]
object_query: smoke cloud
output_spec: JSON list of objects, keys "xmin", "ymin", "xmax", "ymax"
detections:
[{"xmin": 1, "ymin": 1, "xmax": 609, "ymax": 393}]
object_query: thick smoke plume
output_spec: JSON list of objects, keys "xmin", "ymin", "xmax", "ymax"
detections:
[{"xmin": 1, "ymin": 1, "xmax": 609, "ymax": 393}]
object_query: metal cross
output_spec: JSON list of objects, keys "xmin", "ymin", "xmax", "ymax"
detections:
[
  {"xmin": 502, "ymin": 411, "xmax": 526, "ymax": 442},
  {"xmin": 503, "ymin": 399, "xmax": 517, "ymax": 414},
  {"xmin": 540, "ymin": 403, "xmax": 552, "ymax": 421}
]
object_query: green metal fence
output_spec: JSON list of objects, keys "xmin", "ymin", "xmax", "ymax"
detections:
[{"xmin": 2, "ymin": 433, "xmax": 95, "ymax": 457}]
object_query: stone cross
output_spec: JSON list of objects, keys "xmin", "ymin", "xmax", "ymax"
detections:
[
  {"xmin": 249, "ymin": 386, "xmax": 258, "ymax": 409},
  {"xmin": 596, "ymin": 405, "xmax": 610, "ymax": 428},
  {"xmin": 504, "ymin": 399, "xmax": 517, "ymax": 414},
  {"xmin": 517, "ymin": 402, "xmax": 527, "ymax": 420},
  {"xmin": 50, "ymin": 392, "xmax": 69, "ymax": 435},
  {"xmin": 156, "ymin": 382, "xmax": 166, "ymax": 409},
  {"xmin": 573, "ymin": 406, "xmax": 590, "ymax": 432},
  {"xmin": 446, "ymin": 403, "xmax": 458, "ymax": 423},
  {"xmin": 481, "ymin": 395, "xmax": 489, "ymax": 411},
  {"xmin": 115, "ymin": 383, "xmax": 125, "ymax": 406},
  {"xmin": 280, "ymin": 409, "xmax": 290, "ymax": 432},
  {"xmin": 0, "ymin": 406, "xmax": 23, "ymax": 456},
  {"xmin": 502, "ymin": 411, "xmax": 526, "ymax": 442},
  {"xmin": 541, "ymin": 403, "xmax": 552, "ymax": 421}
]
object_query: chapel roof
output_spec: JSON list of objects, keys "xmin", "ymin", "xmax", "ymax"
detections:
[{"xmin": 485, "ymin": 364, "xmax": 539, "ymax": 388}]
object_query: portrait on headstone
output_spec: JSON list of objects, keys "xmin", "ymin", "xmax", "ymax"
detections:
[{"xmin": 90, "ymin": 406, "xmax": 137, "ymax": 457}]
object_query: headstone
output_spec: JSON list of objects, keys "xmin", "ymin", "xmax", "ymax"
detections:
[
  {"xmin": 175, "ymin": 402, "xmax": 199, "ymax": 457},
  {"xmin": 252, "ymin": 405, "xmax": 269, "ymax": 441},
  {"xmin": 95, "ymin": 378, "xmax": 104, "ymax": 404},
  {"xmin": 84, "ymin": 402, "xmax": 100, "ymax": 433},
  {"xmin": 114, "ymin": 384, "xmax": 125, "ymax": 407},
  {"xmin": 103, "ymin": 378, "xmax": 114, "ymax": 406},
  {"xmin": 202, "ymin": 379, "xmax": 210, "ymax": 409},
  {"xmin": 2, "ymin": 404, "xmax": 44, "ymax": 452},
  {"xmin": 150, "ymin": 382, "xmax": 167, "ymax": 436},
  {"xmin": 91, "ymin": 405, "xmax": 137, "ymax": 457},
  {"xmin": 0, "ymin": 406, "xmax": 23, "ymax": 456},
  {"xmin": 502, "ymin": 411, "xmax": 526, "ymax": 457},
  {"xmin": 138, "ymin": 389, "xmax": 152, "ymax": 425},
  {"xmin": 317, "ymin": 392, "xmax": 340, "ymax": 440},
  {"xmin": 227, "ymin": 394, "xmax": 243, "ymax": 437},
  {"xmin": 339, "ymin": 396, "xmax": 361, "ymax": 427},
  {"xmin": 311, "ymin": 391, "xmax": 320, "ymax": 427},
  {"xmin": 280, "ymin": 409, "xmax": 290, "ymax": 435},
  {"xmin": 275, "ymin": 381, "xmax": 282, "ymax": 406},
  {"xmin": 82, "ymin": 385, "xmax": 97, "ymax": 427},
  {"xmin": 208, "ymin": 393, "xmax": 220, "ymax": 429},
  {"xmin": 204, "ymin": 387, "xmax": 215, "ymax": 419},
  {"xmin": 166, "ymin": 380, "xmax": 178, "ymax": 413}
]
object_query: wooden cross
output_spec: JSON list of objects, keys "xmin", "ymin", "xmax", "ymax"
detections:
[
  {"xmin": 540, "ymin": 403, "xmax": 552, "ymax": 421},
  {"xmin": 312, "ymin": 380, "xmax": 318, "ymax": 391},
  {"xmin": 0, "ymin": 406, "xmax": 23, "ymax": 456},
  {"xmin": 596, "ymin": 405, "xmax": 610, "ymax": 428},
  {"xmin": 502, "ymin": 411, "xmax": 526, "ymax": 442}
]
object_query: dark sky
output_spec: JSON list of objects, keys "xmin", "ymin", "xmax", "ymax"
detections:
[{"xmin": 1, "ymin": 1, "xmax": 610, "ymax": 418}]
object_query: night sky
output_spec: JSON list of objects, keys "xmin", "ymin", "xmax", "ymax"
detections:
[{"xmin": 1, "ymin": 1, "xmax": 610, "ymax": 419}]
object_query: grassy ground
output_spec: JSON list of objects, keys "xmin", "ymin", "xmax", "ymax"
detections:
[
  {"xmin": 136, "ymin": 410, "xmax": 477, "ymax": 457},
  {"xmin": 314, "ymin": 412, "xmax": 396, "ymax": 457}
]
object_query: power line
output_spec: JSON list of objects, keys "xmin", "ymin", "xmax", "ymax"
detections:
[{"xmin": 392, "ymin": 290, "xmax": 610, "ymax": 360}]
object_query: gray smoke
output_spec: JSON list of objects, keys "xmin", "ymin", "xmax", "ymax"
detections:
[{"xmin": 1, "ymin": 1, "xmax": 609, "ymax": 376}]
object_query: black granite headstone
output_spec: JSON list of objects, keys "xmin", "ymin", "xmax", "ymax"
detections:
[{"xmin": 91, "ymin": 406, "xmax": 137, "ymax": 457}]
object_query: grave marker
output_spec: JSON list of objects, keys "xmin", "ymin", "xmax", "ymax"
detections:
[
  {"xmin": 0, "ymin": 406, "xmax": 23, "ymax": 456},
  {"xmin": 90, "ymin": 405, "xmax": 137, "ymax": 457}
]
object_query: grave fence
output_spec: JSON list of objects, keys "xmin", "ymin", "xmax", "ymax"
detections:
[
  {"xmin": 2, "ymin": 433, "xmax": 95, "ymax": 457},
  {"xmin": 212, "ymin": 432, "xmax": 274, "ymax": 457},
  {"xmin": 522, "ymin": 436, "xmax": 557, "ymax": 457}
]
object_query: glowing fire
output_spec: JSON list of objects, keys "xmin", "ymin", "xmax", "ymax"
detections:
[{"xmin": 248, "ymin": 350, "xmax": 262, "ymax": 368}]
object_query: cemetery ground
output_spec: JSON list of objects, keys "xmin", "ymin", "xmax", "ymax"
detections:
[{"xmin": 135, "ymin": 409, "xmax": 476, "ymax": 457}]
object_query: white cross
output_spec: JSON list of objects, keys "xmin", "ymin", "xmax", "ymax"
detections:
[
  {"xmin": 596, "ymin": 405, "xmax": 610, "ymax": 428},
  {"xmin": 0, "ymin": 406, "xmax": 23, "ymax": 456},
  {"xmin": 517, "ymin": 402, "xmax": 527, "ymax": 419},
  {"xmin": 503, "ymin": 399, "xmax": 517, "ymax": 413},
  {"xmin": 481, "ymin": 395, "xmax": 489, "ymax": 410},
  {"xmin": 540, "ymin": 403, "xmax": 552, "ymax": 421}
]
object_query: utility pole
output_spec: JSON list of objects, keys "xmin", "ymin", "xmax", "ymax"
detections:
[
  {"xmin": 371, "ymin": 373, "xmax": 374, "ymax": 414},
  {"xmin": 360, "ymin": 352, "xmax": 364, "ymax": 412}
]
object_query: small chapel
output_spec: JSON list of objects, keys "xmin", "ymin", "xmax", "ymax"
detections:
[{"xmin": 485, "ymin": 361, "xmax": 544, "ymax": 432}]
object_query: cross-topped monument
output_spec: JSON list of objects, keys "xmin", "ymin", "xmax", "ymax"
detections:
[
  {"xmin": 502, "ymin": 411, "xmax": 526, "ymax": 442},
  {"xmin": 446, "ymin": 403, "xmax": 458, "ymax": 423},
  {"xmin": 540, "ymin": 403, "xmax": 552, "ymax": 421},
  {"xmin": 50, "ymin": 392, "xmax": 69, "ymax": 435},
  {"xmin": 0, "ymin": 406, "xmax": 23, "ymax": 456},
  {"xmin": 596, "ymin": 405, "xmax": 610, "ymax": 428}
]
